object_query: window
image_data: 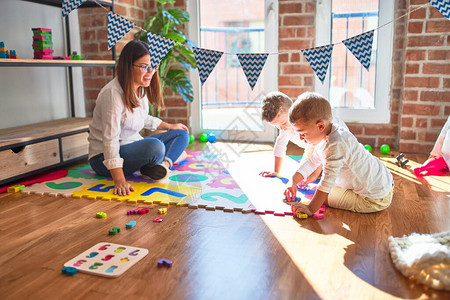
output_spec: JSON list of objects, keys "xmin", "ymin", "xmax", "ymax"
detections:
[{"xmin": 315, "ymin": 0, "xmax": 394, "ymax": 123}]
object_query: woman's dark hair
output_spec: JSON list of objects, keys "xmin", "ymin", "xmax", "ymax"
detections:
[{"xmin": 116, "ymin": 39, "xmax": 164, "ymax": 111}]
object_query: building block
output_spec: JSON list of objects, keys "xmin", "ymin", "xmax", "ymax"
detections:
[
  {"xmin": 125, "ymin": 221, "xmax": 136, "ymax": 229},
  {"xmin": 96, "ymin": 212, "xmax": 107, "ymax": 219},
  {"xmin": 108, "ymin": 227, "xmax": 121, "ymax": 235},
  {"xmin": 127, "ymin": 208, "xmax": 149, "ymax": 215},
  {"xmin": 296, "ymin": 212, "xmax": 308, "ymax": 219},
  {"xmin": 61, "ymin": 266, "xmax": 78, "ymax": 276},
  {"xmin": 158, "ymin": 208, "xmax": 167, "ymax": 215},
  {"xmin": 7, "ymin": 186, "xmax": 20, "ymax": 193},
  {"xmin": 153, "ymin": 217, "xmax": 163, "ymax": 223},
  {"xmin": 157, "ymin": 258, "xmax": 172, "ymax": 268}
]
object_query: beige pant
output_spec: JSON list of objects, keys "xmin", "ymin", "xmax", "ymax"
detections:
[{"xmin": 327, "ymin": 185, "xmax": 394, "ymax": 213}]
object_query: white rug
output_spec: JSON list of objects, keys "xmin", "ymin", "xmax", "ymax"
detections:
[{"xmin": 389, "ymin": 231, "xmax": 450, "ymax": 291}]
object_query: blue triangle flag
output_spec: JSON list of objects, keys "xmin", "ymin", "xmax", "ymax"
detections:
[
  {"xmin": 62, "ymin": 0, "xmax": 87, "ymax": 17},
  {"xmin": 301, "ymin": 45, "xmax": 334, "ymax": 84},
  {"xmin": 429, "ymin": 0, "xmax": 450, "ymax": 20},
  {"xmin": 193, "ymin": 47, "xmax": 223, "ymax": 85},
  {"xmin": 236, "ymin": 53, "xmax": 269, "ymax": 90},
  {"xmin": 107, "ymin": 12, "xmax": 135, "ymax": 50},
  {"xmin": 147, "ymin": 32, "xmax": 176, "ymax": 69},
  {"xmin": 342, "ymin": 30, "xmax": 374, "ymax": 70}
]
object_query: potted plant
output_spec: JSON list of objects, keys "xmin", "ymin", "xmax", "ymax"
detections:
[{"xmin": 135, "ymin": 0, "xmax": 197, "ymax": 117}]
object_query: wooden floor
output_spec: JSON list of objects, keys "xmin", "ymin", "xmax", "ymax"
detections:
[{"xmin": 0, "ymin": 142, "xmax": 449, "ymax": 299}]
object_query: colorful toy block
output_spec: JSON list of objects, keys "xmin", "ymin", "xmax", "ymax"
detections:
[
  {"xmin": 61, "ymin": 266, "xmax": 78, "ymax": 276},
  {"xmin": 7, "ymin": 185, "xmax": 25, "ymax": 193},
  {"xmin": 96, "ymin": 212, "xmax": 107, "ymax": 219},
  {"xmin": 108, "ymin": 227, "xmax": 121, "ymax": 235},
  {"xmin": 157, "ymin": 258, "xmax": 172, "ymax": 268},
  {"xmin": 127, "ymin": 208, "xmax": 149, "ymax": 215},
  {"xmin": 125, "ymin": 221, "xmax": 136, "ymax": 229},
  {"xmin": 153, "ymin": 217, "xmax": 163, "ymax": 223},
  {"xmin": 158, "ymin": 208, "xmax": 167, "ymax": 215},
  {"xmin": 296, "ymin": 212, "xmax": 308, "ymax": 219}
]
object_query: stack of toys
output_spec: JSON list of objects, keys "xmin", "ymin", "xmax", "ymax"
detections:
[
  {"xmin": 32, "ymin": 28, "xmax": 54, "ymax": 59},
  {"xmin": 0, "ymin": 41, "xmax": 17, "ymax": 59}
]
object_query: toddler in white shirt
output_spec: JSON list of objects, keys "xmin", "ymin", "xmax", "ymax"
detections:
[
  {"xmin": 285, "ymin": 92, "xmax": 394, "ymax": 216},
  {"xmin": 260, "ymin": 91, "xmax": 348, "ymax": 185}
]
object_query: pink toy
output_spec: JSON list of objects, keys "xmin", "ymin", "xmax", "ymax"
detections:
[
  {"xmin": 414, "ymin": 157, "xmax": 449, "ymax": 177},
  {"xmin": 127, "ymin": 208, "xmax": 149, "ymax": 215},
  {"xmin": 152, "ymin": 217, "xmax": 163, "ymax": 223}
]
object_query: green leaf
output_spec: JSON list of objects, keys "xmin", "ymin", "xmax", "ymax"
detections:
[
  {"xmin": 156, "ymin": 0, "xmax": 174, "ymax": 5},
  {"xmin": 165, "ymin": 32, "xmax": 186, "ymax": 43},
  {"xmin": 174, "ymin": 44, "xmax": 197, "ymax": 69},
  {"xmin": 164, "ymin": 69, "xmax": 194, "ymax": 103},
  {"xmin": 168, "ymin": 8, "xmax": 190, "ymax": 25}
]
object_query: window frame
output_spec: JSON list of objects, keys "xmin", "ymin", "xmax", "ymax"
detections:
[{"xmin": 315, "ymin": 0, "xmax": 395, "ymax": 123}]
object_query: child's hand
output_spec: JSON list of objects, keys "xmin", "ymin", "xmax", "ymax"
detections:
[
  {"xmin": 284, "ymin": 185, "xmax": 298, "ymax": 202},
  {"xmin": 291, "ymin": 202, "xmax": 313, "ymax": 216},
  {"xmin": 114, "ymin": 179, "xmax": 134, "ymax": 196},
  {"xmin": 259, "ymin": 171, "xmax": 278, "ymax": 177}
]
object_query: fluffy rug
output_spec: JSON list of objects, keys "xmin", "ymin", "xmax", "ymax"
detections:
[{"xmin": 389, "ymin": 231, "xmax": 450, "ymax": 291}]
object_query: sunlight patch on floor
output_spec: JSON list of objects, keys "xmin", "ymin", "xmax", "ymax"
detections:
[
  {"xmin": 258, "ymin": 214, "xmax": 397, "ymax": 299},
  {"xmin": 381, "ymin": 157, "xmax": 450, "ymax": 193}
]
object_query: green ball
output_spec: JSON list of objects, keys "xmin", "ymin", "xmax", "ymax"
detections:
[
  {"xmin": 199, "ymin": 133, "xmax": 208, "ymax": 143},
  {"xmin": 189, "ymin": 134, "xmax": 195, "ymax": 144},
  {"xmin": 380, "ymin": 144, "xmax": 391, "ymax": 154},
  {"xmin": 364, "ymin": 144, "xmax": 372, "ymax": 153}
]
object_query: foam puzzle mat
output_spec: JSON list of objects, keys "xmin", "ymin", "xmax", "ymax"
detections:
[{"xmin": 21, "ymin": 150, "xmax": 256, "ymax": 213}]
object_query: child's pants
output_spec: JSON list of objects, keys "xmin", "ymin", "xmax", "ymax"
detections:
[{"xmin": 327, "ymin": 184, "xmax": 394, "ymax": 213}]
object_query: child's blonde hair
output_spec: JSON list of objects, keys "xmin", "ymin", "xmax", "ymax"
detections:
[
  {"xmin": 289, "ymin": 92, "xmax": 332, "ymax": 124},
  {"xmin": 261, "ymin": 92, "xmax": 293, "ymax": 122}
]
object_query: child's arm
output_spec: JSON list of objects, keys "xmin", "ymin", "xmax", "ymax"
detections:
[
  {"xmin": 284, "ymin": 172, "xmax": 304, "ymax": 201},
  {"xmin": 291, "ymin": 190, "xmax": 328, "ymax": 216}
]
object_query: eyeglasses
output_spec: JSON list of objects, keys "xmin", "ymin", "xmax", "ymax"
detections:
[{"xmin": 133, "ymin": 64, "xmax": 153, "ymax": 73}]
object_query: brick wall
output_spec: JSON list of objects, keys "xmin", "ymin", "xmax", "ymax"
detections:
[
  {"xmin": 278, "ymin": 0, "xmax": 449, "ymax": 154},
  {"xmin": 397, "ymin": 0, "xmax": 450, "ymax": 153},
  {"xmin": 78, "ymin": 0, "xmax": 189, "ymax": 126}
]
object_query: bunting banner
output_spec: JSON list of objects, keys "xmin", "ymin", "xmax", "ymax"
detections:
[
  {"xmin": 147, "ymin": 32, "xmax": 176, "ymax": 69},
  {"xmin": 301, "ymin": 45, "xmax": 334, "ymax": 84},
  {"xmin": 107, "ymin": 12, "xmax": 135, "ymax": 50},
  {"xmin": 62, "ymin": 0, "xmax": 87, "ymax": 17},
  {"xmin": 429, "ymin": 0, "xmax": 450, "ymax": 20},
  {"xmin": 193, "ymin": 47, "xmax": 224, "ymax": 85},
  {"xmin": 236, "ymin": 53, "xmax": 269, "ymax": 90},
  {"xmin": 342, "ymin": 30, "xmax": 374, "ymax": 71}
]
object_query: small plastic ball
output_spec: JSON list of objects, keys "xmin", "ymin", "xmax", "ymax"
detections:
[
  {"xmin": 199, "ymin": 133, "xmax": 208, "ymax": 143},
  {"xmin": 189, "ymin": 134, "xmax": 195, "ymax": 144},
  {"xmin": 364, "ymin": 144, "xmax": 372, "ymax": 153},
  {"xmin": 380, "ymin": 144, "xmax": 391, "ymax": 154},
  {"xmin": 207, "ymin": 133, "xmax": 216, "ymax": 143}
]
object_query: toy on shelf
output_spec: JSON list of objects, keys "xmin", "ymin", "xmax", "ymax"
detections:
[
  {"xmin": 0, "ymin": 41, "xmax": 18, "ymax": 59},
  {"xmin": 32, "ymin": 28, "xmax": 54, "ymax": 59},
  {"xmin": 395, "ymin": 153, "xmax": 409, "ymax": 168},
  {"xmin": 70, "ymin": 51, "xmax": 86, "ymax": 60}
]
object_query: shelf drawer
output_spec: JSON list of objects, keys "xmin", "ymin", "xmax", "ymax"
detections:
[
  {"xmin": 61, "ymin": 132, "xmax": 89, "ymax": 161},
  {"xmin": 0, "ymin": 139, "xmax": 60, "ymax": 180}
]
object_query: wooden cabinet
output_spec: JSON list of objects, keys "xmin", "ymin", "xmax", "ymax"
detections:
[{"xmin": 0, "ymin": 0, "xmax": 115, "ymax": 185}]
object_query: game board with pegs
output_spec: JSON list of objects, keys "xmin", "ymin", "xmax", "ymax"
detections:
[{"xmin": 64, "ymin": 242, "xmax": 148, "ymax": 278}]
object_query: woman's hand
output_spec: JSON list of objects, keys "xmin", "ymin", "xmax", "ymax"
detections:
[
  {"xmin": 114, "ymin": 179, "xmax": 134, "ymax": 196},
  {"xmin": 169, "ymin": 123, "xmax": 189, "ymax": 132},
  {"xmin": 291, "ymin": 202, "xmax": 313, "ymax": 216}
]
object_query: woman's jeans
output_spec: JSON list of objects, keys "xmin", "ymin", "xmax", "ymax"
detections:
[{"xmin": 89, "ymin": 129, "xmax": 189, "ymax": 177}]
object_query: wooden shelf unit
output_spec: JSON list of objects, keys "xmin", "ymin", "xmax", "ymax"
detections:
[
  {"xmin": 0, "ymin": 59, "xmax": 115, "ymax": 67},
  {"xmin": 0, "ymin": 118, "xmax": 92, "ymax": 185},
  {"xmin": 0, "ymin": 0, "xmax": 115, "ymax": 185}
]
